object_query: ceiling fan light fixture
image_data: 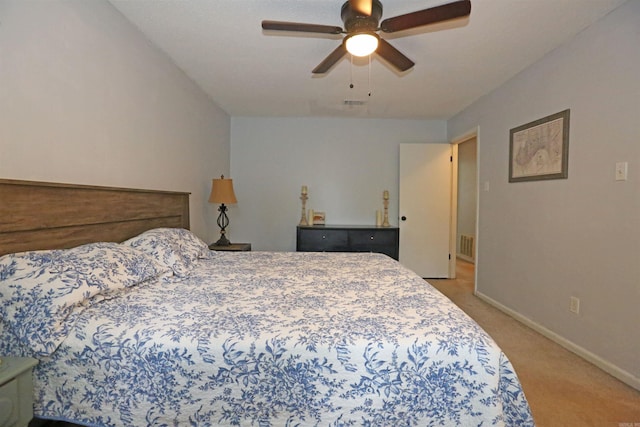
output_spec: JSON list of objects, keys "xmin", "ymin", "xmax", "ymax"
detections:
[{"xmin": 345, "ymin": 33, "xmax": 379, "ymax": 57}]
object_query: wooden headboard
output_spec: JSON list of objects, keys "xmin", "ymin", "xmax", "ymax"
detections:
[{"xmin": 0, "ymin": 179, "xmax": 190, "ymax": 256}]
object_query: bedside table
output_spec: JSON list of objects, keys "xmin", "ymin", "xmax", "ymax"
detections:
[
  {"xmin": 209, "ymin": 243, "xmax": 251, "ymax": 251},
  {"xmin": 0, "ymin": 357, "xmax": 38, "ymax": 427}
]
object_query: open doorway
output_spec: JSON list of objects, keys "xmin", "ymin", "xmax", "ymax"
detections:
[
  {"xmin": 449, "ymin": 130, "xmax": 478, "ymax": 281},
  {"xmin": 456, "ymin": 136, "xmax": 477, "ymax": 264}
]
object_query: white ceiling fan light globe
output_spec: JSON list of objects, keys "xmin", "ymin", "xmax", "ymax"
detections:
[{"xmin": 345, "ymin": 33, "xmax": 379, "ymax": 57}]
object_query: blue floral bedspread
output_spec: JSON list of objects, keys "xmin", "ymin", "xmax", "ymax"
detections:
[{"xmin": 3, "ymin": 251, "xmax": 534, "ymax": 426}]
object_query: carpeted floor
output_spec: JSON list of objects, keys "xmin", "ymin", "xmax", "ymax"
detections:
[{"xmin": 428, "ymin": 260, "xmax": 640, "ymax": 427}]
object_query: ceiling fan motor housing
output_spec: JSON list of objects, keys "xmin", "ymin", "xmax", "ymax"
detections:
[{"xmin": 341, "ymin": 0, "xmax": 383, "ymax": 33}]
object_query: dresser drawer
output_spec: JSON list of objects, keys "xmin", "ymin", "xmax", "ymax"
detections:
[
  {"xmin": 297, "ymin": 228, "xmax": 348, "ymax": 251},
  {"xmin": 348, "ymin": 229, "xmax": 396, "ymax": 246}
]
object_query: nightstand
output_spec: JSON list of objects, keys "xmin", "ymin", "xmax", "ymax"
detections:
[
  {"xmin": 0, "ymin": 357, "xmax": 38, "ymax": 427},
  {"xmin": 209, "ymin": 243, "xmax": 251, "ymax": 251}
]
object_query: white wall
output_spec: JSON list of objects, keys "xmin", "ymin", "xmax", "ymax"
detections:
[
  {"xmin": 448, "ymin": 1, "xmax": 639, "ymax": 388},
  {"xmin": 0, "ymin": 0, "xmax": 230, "ymax": 242},
  {"xmin": 230, "ymin": 117, "xmax": 447, "ymax": 251}
]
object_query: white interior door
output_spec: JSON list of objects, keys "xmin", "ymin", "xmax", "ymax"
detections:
[{"xmin": 399, "ymin": 143, "xmax": 452, "ymax": 278}]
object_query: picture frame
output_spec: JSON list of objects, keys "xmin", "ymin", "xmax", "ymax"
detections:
[
  {"xmin": 509, "ymin": 109, "xmax": 570, "ymax": 182},
  {"xmin": 312, "ymin": 211, "xmax": 326, "ymax": 225}
]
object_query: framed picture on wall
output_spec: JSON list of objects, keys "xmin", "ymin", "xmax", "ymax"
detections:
[{"xmin": 509, "ymin": 109, "xmax": 570, "ymax": 182}]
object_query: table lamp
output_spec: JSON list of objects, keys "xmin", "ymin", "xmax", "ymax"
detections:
[{"xmin": 208, "ymin": 175, "xmax": 237, "ymax": 246}]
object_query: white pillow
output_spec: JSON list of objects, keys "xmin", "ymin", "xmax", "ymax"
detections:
[{"xmin": 123, "ymin": 228, "xmax": 210, "ymax": 277}]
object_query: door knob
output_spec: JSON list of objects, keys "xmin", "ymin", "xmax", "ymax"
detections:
[{"xmin": 401, "ymin": 216, "xmax": 407, "ymax": 221}]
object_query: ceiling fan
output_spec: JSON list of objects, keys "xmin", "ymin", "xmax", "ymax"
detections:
[{"xmin": 262, "ymin": 0, "xmax": 471, "ymax": 74}]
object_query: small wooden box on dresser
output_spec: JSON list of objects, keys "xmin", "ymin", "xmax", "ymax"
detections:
[
  {"xmin": 296, "ymin": 225, "xmax": 399, "ymax": 260},
  {"xmin": 0, "ymin": 357, "xmax": 38, "ymax": 427}
]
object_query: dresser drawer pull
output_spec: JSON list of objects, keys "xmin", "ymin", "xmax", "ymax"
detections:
[{"xmin": 370, "ymin": 236, "xmax": 374, "ymax": 240}]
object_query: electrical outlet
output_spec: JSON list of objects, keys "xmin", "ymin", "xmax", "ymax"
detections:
[{"xmin": 570, "ymin": 296, "xmax": 580, "ymax": 314}]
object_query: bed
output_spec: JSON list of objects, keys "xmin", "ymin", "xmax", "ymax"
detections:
[{"xmin": 0, "ymin": 179, "xmax": 534, "ymax": 426}]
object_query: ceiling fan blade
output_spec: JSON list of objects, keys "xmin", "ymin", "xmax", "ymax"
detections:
[
  {"xmin": 312, "ymin": 43, "xmax": 348, "ymax": 74},
  {"xmin": 376, "ymin": 39, "xmax": 415, "ymax": 72},
  {"xmin": 349, "ymin": 0, "xmax": 373, "ymax": 16},
  {"xmin": 380, "ymin": 0, "xmax": 471, "ymax": 33},
  {"xmin": 262, "ymin": 20, "xmax": 343, "ymax": 35}
]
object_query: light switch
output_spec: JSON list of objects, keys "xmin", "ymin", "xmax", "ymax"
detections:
[
  {"xmin": 483, "ymin": 181, "xmax": 490, "ymax": 192},
  {"xmin": 615, "ymin": 162, "xmax": 628, "ymax": 181}
]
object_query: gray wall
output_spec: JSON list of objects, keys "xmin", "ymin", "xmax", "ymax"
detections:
[
  {"xmin": 448, "ymin": 1, "xmax": 639, "ymax": 388},
  {"xmin": 0, "ymin": 0, "xmax": 230, "ymax": 241},
  {"xmin": 230, "ymin": 117, "xmax": 447, "ymax": 251}
]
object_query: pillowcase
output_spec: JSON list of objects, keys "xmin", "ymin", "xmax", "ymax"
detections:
[
  {"xmin": 0, "ymin": 242, "xmax": 170, "ymax": 356},
  {"xmin": 123, "ymin": 228, "xmax": 210, "ymax": 277}
]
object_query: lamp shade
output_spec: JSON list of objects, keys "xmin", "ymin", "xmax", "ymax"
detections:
[{"xmin": 208, "ymin": 175, "xmax": 237, "ymax": 204}]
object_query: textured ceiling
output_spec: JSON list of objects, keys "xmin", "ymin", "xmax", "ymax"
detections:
[{"xmin": 109, "ymin": 0, "xmax": 627, "ymax": 119}]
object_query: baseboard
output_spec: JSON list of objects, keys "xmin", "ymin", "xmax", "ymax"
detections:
[
  {"xmin": 475, "ymin": 291, "xmax": 640, "ymax": 391},
  {"xmin": 456, "ymin": 254, "xmax": 475, "ymax": 264}
]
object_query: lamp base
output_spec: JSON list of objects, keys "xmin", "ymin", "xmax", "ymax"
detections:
[
  {"xmin": 214, "ymin": 203, "xmax": 231, "ymax": 246},
  {"xmin": 214, "ymin": 234, "xmax": 231, "ymax": 246}
]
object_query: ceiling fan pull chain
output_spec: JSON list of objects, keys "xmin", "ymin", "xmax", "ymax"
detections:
[
  {"xmin": 368, "ymin": 54, "xmax": 372, "ymax": 96},
  {"xmin": 349, "ymin": 54, "xmax": 354, "ymax": 89}
]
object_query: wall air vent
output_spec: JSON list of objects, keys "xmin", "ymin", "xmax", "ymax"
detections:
[{"xmin": 459, "ymin": 234, "xmax": 475, "ymax": 261}]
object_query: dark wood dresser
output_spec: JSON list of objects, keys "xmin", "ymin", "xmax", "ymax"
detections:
[{"xmin": 296, "ymin": 225, "xmax": 399, "ymax": 260}]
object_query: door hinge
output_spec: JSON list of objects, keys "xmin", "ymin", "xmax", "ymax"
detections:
[
  {"xmin": 450, "ymin": 156, "xmax": 453, "ymax": 162},
  {"xmin": 448, "ymin": 253, "xmax": 451, "ymax": 260}
]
